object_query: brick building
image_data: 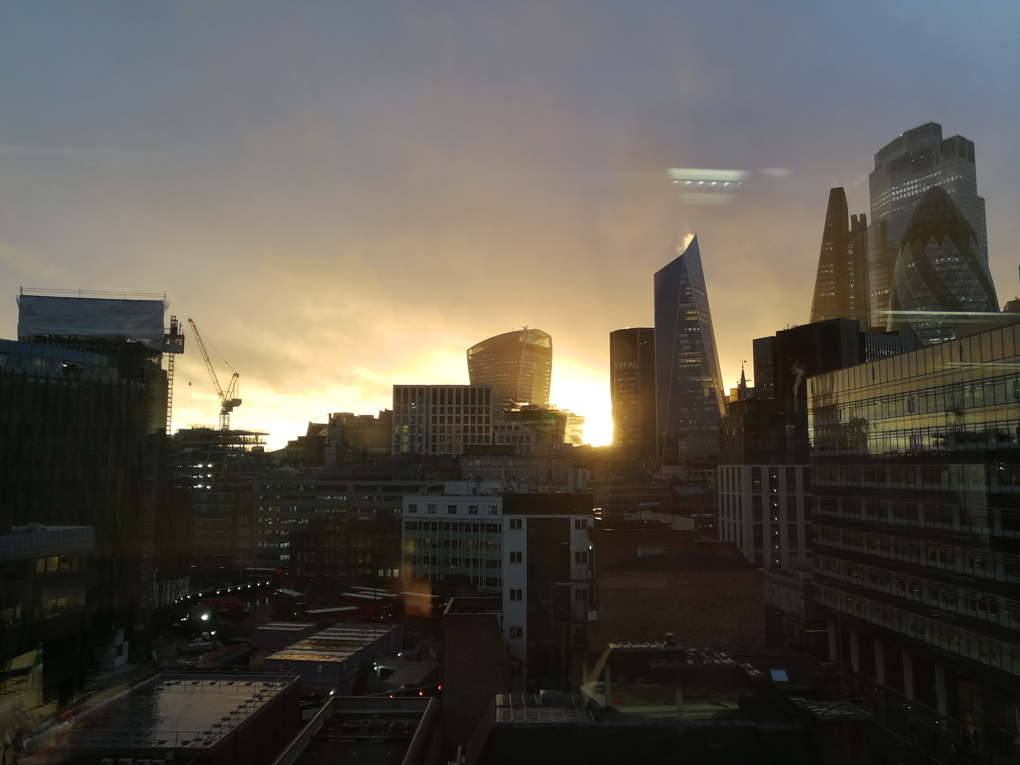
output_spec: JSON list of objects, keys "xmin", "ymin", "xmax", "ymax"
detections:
[{"xmin": 589, "ymin": 548, "xmax": 766, "ymax": 655}]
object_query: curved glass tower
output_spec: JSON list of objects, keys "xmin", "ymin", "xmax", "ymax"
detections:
[
  {"xmin": 654, "ymin": 236, "xmax": 725, "ymax": 464},
  {"xmin": 467, "ymin": 329, "xmax": 552, "ymax": 408},
  {"xmin": 888, "ymin": 186, "xmax": 998, "ymax": 345}
]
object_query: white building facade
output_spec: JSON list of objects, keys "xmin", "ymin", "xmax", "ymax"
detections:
[{"xmin": 718, "ymin": 464, "xmax": 809, "ymax": 570}]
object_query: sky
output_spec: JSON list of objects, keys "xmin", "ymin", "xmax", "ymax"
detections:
[{"xmin": 1, "ymin": 1, "xmax": 1018, "ymax": 449}]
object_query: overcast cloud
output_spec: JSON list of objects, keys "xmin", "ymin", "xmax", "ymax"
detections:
[{"xmin": 1, "ymin": 1, "xmax": 1017, "ymax": 446}]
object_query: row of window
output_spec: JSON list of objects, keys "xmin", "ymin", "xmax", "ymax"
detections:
[
  {"xmin": 817, "ymin": 584, "xmax": 1020, "ymax": 678},
  {"xmin": 812, "ymin": 526, "xmax": 1020, "ymax": 582},
  {"xmin": 813, "ymin": 495, "xmax": 1020, "ymax": 537},
  {"xmin": 405, "ymin": 521, "xmax": 502, "ymax": 533},
  {"xmin": 407, "ymin": 504, "xmax": 499, "ymax": 515},
  {"xmin": 816, "ymin": 554, "xmax": 1020, "ymax": 631}
]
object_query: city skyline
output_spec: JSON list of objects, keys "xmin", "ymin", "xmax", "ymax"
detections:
[{"xmin": 1, "ymin": 3, "xmax": 1017, "ymax": 449}]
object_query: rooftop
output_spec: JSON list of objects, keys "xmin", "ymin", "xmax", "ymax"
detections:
[
  {"xmin": 271, "ymin": 697, "xmax": 437, "ymax": 765},
  {"xmin": 266, "ymin": 623, "xmax": 398, "ymax": 665},
  {"xmin": 36, "ymin": 672, "xmax": 297, "ymax": 753}
]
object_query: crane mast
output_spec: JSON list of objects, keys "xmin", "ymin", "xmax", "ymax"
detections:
[{"xmin": 188, "ymin": 318, "xmax": 242, "ymax": 430}]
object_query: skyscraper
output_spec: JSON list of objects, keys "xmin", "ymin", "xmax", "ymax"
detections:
[
  {"xmin": 809, "ymin": 188, "xmax": 869, "ymax": 325},
  {"xmin": 609, "ymin": 328, "xmax": 656, "ymax": 455},
  {"xmin": 653, "ymin": 236, "xmax": 725, "ymax": 464},
  {"xmin": 887, "ymin": 186, "xmax": 999, "ymax": 345},
  {"xmin": 868, "ymin": 122, "xmax": 989, "ymax": 328},
  {"xmin": 466, "ymin": 329, "xmax": 552, "ymax": 408}
]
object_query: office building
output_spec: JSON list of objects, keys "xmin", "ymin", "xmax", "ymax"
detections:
[
  {"xmin": 253, "ymin": 470, "xmax": 435, "ymax": 578},
  {"xmin": 809, "ymin": 188, "xmax": 869, "ymax": 325},
  {"xmin": 868, "ymin": 122, "xmax": 990, "ymax": 329},
  {"xmin": 172, "ymin": 426, "xmax": 270, "ymax": 582},
  {"xmin": 392, "ymin": 384, "xmax": 493, "ymax": 455},
  {"xmin": 609, "ymin": 327, "xmax": 656, "ymax": 455},
  {"xmin": 887, "ymin": 185, "xmax": 999, "ymax": 345},
  {"xmin": 401, "ymin": 484, "xmax": 594, "ymax": 691},
  {"xmin": 0, "ymin": 524, "xmax": 95, "ymax": 704},
  {"xmin": 719, "ymin": 319, "xmax": 916, "ymax": 569},
  {"xmin": 467, "ymin": 329, "xmax": 553, "ymax": 407},
  {"xmin": 11, "ymin": 291, "xmax": 189, "ymax": 635},
  {"xmin": 653, "ymin": 236, "xmax": 726, "ymax": 464},
  {"xmin": 493, "ymin": 404, "xmax": 584, "ymax": 455},
  {"xmin": 809, "ymin": 320, "xmax": 1020, "ymax": 761}
]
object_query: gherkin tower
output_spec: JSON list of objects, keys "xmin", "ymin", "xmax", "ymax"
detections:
[{"xmin": 887, "ymin": 186, "xmax": 998, "ymax": 345}]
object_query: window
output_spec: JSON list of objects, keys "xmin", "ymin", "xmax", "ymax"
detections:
[
  {"xmin": 575, "ymin": 588, "xmax": 588, "ymax": 601},
  {"xmin": 469, "ymin": 505, "xmax": 478, "ymax": 515},
  {"xmin": 574, "ymin": 551, "xmax": 589, "ymax": 564},
  {"xmin": 408, "ymin": 504, "xmax": 418, "ymax": 514},
  {"xmin": 509, "ymin": 589, "xmax": 523, "ymax": 601},
  {"xmin": 509, "ymin": 627, "xmax": 523, "ymax": 638},
  {"xmin": 510, "ymin": 551, "xmax": 522, "ymax": 563},
  {"xmin": 488, "ymin": 505, "xmax": 498, "ymax": 515},
  {"xmin": 448, "ymin": 505, "xmax": 457, "ymax": 514},
  {"xmin": 427, "ymin": 504, "xmax": 437, "ymax": 514},
  {"xmin": 574, "ymin": 518, "xmax": 586, "ymax": 530},
  {"xmin": 509, "ymin": 518, "xmax": 522, "ymax": 529}
]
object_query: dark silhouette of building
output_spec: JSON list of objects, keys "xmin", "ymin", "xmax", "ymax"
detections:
[
  {"xmin": 0, "ymin": 523, "xmax": 96, "ymax": 704},
  {"xmin": 653, "ymin": 236, "xmax": 725, "ymax": 465},
  {"xmin": 172, "ymin": 426, "xmax": 272, "ymax": 585},
  {"xmin": 719, "ymin": 319, "xmax": 916, "ymax": 569},
  {"xmin": 609, "ymin": 328, "xmax": 656, "ymax": 456},
  {"xmin": 809, "ymin": 319, "xmax": 1020, "ymax": 762},
  {"xmin": 887, "ymin": 185, "xmax": 999, "ymax": 344},
  {"xmin": 467, "ymin": 329, "xmax": 553, "ymax": 408},
  {"xmin": 809, "ymin": 188, "xmax": 869, "ymax": 325},
  {"xmin": 868, "ymin": 122, "xmax": 990, "ymax": 329}
]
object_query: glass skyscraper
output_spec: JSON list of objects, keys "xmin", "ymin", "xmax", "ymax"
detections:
[
  {"xmin": 653, "ymin": 235, "xmax": 725, "ymax": 464},
  {"xmin": 868, "ymin": 122, "xmax": 990, "ymax": 329},
  {"xmin": 887, "ymin": 186, "xmax": 999, "ymax": 345},
  {"xmin": 609, "ymin": 327, "xmax": 656, "ymax": 455},
  {"xmin": 467, "ymin": 329, "xmax": 552, "ymax": 408}
]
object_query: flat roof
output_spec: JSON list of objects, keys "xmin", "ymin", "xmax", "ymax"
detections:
[
  {"xmin": 39, "ymin": 672, "xmax": 297, "ymax": 752},
  {"xmin": 266, "ymin": 623, "xmax": 398, "ymax": 665},
  {"xmin": 272, "ymin": 697, "xmax": 436, "ymax": 765}
]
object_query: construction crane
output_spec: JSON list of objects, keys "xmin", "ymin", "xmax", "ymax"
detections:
[{"xmin": 187, "ymin": 318, "xmax": 241, "ymax": 430}]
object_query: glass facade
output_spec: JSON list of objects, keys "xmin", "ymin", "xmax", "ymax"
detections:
[
  {"xmin": 609, "ymin": 327, "xmax": 656, "ymax": 455},
  {"xmin": 653, "ymin": 235, "xmax": 725, "ymax": 464},
  {"xmin": 868, "ymin": 122, "xmax": 990, "ymax": 330},
  {"xmin": 466, "ymin": 329, "xmax": 552, "ymax": 408},
  {"xmin": 808, "ymin": 318, "xmax": 1020, "ymax": 759}
]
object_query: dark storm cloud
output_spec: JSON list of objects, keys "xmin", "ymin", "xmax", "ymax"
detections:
[{"xmin": 0, "ymin": 0, "xmax": 1017, "ymax": 442}]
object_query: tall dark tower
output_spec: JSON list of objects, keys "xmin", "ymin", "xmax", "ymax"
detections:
[
  {"xmin": 809, "ymin": 188, "xmax": 869, "ymax": 325},
  {"xmin": 609, "ymin": 328, "xmax": 656, "ymax": 455},
  {"xmin": 653, "ymin": 235, "xmax": 725, "ymax": 465},
  {"xmin": 466, "ymin": 329, "xmax": 552, "ymax": 408}
]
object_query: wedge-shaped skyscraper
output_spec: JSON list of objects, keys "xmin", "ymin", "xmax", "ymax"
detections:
[
  {"xmin": 654, "ymin": 236, "xmax": 725, "ymax": 464},
  {"xmin": 467, "ymin": 328, "xmax": 552, "ymax": 408},
  {"xmin": 887, "ymin": 186, "xmax": 998, "ymax": 345},
  {"xmin": 809, "ymin": 188, "xmax": 869, "ymax": 325}
]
